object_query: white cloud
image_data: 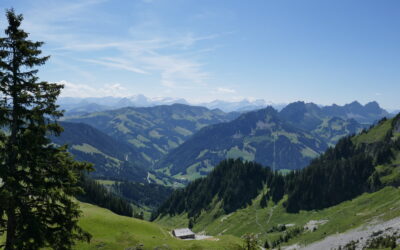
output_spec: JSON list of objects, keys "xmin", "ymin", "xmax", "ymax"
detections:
[
  {"xmin": 59, "ymin": 80, "xmax": 128, "ymax": 98},
  {"xmin": 216, "ymin": 87, "xmax": 236, "ymax": 93}
]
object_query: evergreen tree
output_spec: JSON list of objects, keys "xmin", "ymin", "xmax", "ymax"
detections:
[
  {"xmin": 188, "ymin": 217, "xmax": 194, "ymax": 229},
  {"xmin": 259, "ymin": 192, "xmax": 268, "ymax": 208},
  {"xmin": 242, "ymin": 233, "xmax": 258, "ymax": 250},
  {"xmin": 0, "ymin": 9, "xmax": 92, "ymax": 249},
  {"xmin": 78, "ymin": 176, "xmax": 133, "ymax": 217}
]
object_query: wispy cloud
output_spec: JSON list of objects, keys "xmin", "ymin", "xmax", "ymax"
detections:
[
  {"xmin": 14, "ymin": 0, "xmax": 225, "ymax": 91},
  {"xmin": 59, "ymin": 80, "xmax": 127, "ymax": 98},
  {"xmin": 216, "ymin": 87, "xmax": 236, "ymax": 93},
  {"xmin": 82, "ymin": 58, "xmax": 148, "ymax": 74},
  {"xmin": 60, "ymin": 35, "xmax": 216, "ymax": 89}
]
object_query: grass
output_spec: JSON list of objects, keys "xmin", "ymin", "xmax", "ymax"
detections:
[
  {"xmin": 277, "ymin": 169, "xmax": 292, "ymax": 175},
  {"xmin": 157, "ymin": 186, "xmax": 400, "ymax": 248},
  {"xmin": 174, "ymin": 126, "xmax": 193, "ymax": 137},
  {"xmin": 354, "ymin": 119, "xmax": 392, "ymax": 144},
  {"xmin": 72, "ymin": 143, "xmax": 121, "ymax": 165},
  {"xmin": 226, "ymin": 146, "xmax": 255, "ymax": 162},
  {"xmin": 196, "ymin": 149, "xmax": 209, "ymax": 160},
  {"xmin": 0, "ymin": 203, "xmax": 242, "ymax": 249},
  {"xmin": 300, "ymin": 146, "xmax": 319, "ymax": 158},
  {"xmin": 76, "ymin": 202, "xmax": 243, "ymax": 250},
  {"xmin": 128, "ymin": 138, "xmax": 147, "ymax": 148},
  {"xmin": 95, "ymin": 179, "xmax": 118, "ymax": 185}
]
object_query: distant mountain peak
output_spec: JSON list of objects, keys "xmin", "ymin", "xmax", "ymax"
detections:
[
  {"xmin": 349, "ymin": 100, "xmax": 362, "ymax": 106},
  {"xmin": 364, "ymin": 101, "xmax": 381, "ymax": 110}
]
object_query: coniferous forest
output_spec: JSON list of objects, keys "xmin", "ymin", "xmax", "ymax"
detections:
[
  {"xmin": 79, "ymin": 176, "xmax": 133, "ymax": 217},
  {"xmin": 113, "ymin": 181, "xmax": 173, "ymax": 208},
  {"xmin": 152, "ymin": 159, "xmax": 276, "ymax": 219}
]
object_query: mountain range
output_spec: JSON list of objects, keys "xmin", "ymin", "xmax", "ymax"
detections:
[
  {"xmin": 58, "ymin": 95, "xmax": 390, "ymax": 118},
  {"xmin": 62, "ymin": 104, "xmax": 239, "ymax": 168},
  {"xmin": 154, "ymin": 103, "xmax": 370, "ymax": 179},
  {"xmin": 54, "ymin": 100, "xmax": 391, "ymax": 183},
  {"xmin": 155, "ymin": 107, "xmax": 328, "ymax": 179},
  {"xmin": 58, "ymin": 95, "xmax": 286, "ymax": 115}
]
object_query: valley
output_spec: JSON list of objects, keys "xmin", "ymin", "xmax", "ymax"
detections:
[
  {"xmin": 1, "ymin": 4, "xmax": 399, "ymax": 249},
  {"xmin": 58, "ymin": 101, "xmax": 382, "ymax": 182},
  {"xmin": 51, "ymin": 100, "xmax": 400, "ymax": 249},
  {"xmin": 150, "ymin": 112, "xmax": 400, "ymax": 249}
]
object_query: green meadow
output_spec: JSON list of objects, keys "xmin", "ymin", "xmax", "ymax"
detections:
[{"xmin": 75, "ymin": 202, "xmax": 243, "ymax": 250}]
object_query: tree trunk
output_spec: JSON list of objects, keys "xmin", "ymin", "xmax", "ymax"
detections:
[
  {"xmin": 5, "ymin": 206, "xmax": 16, "ymax": 250},
  {"xmin": 4, "ymin": 47, "xmax": 19, "ymax": 250}
]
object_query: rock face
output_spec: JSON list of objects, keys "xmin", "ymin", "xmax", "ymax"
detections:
[
  {"xmin": 281, "ymin": 101, "xmax": 388, "ymax": 126},
  {"xmin": 320, "ymin": 101, "xmax": 389, "ymax": 124}
]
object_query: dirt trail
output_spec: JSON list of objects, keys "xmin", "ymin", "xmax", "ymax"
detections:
[
  {"xmin": 266, "ymin": 205, "xmax": 276, "ymax": 226},
  {"xmin": 255, "ymin": 205, "xmax": 266, "ymax": 234},
  {"xmin": 298, "ymin": 215, "xmax": 400, "ymax": 250}
]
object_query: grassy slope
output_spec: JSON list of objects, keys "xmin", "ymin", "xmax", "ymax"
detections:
[
  {"xmin": 76, "ymin": 202, "xmax": 243, "ymax": 250},
  {"xmin": 355, "ymin": 117, "xmax": 400, "ymax": 186},
  {"xmin": 157, "ymin": 187, "xmax": 400, "ymax": 247},
  {"xmin": 156, "ymin": 115, "xmax": 400, "ymax": 248},
  {"xmin": 157, "ymin": 116, "xmax": 400, "ymax": 247},
  {"xmin": 353, "ymin": 118, "xmax": 393, "ymax": 144}
]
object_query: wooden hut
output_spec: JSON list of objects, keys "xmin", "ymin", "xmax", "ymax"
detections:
[{"xmin": 172, "ymin": 228, "xmax": 195, "ymax": 239}]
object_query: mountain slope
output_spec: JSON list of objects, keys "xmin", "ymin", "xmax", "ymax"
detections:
[
  {"xmin": 52, "ymin": 122, "xmax": 148, "ymax": 182},
  {"xmin": 154, "ymin": 113, "xmax": 400, "ymax": 249},
  {"xmin": 156, "ymin": 187, "xmax": 400, "ymax": 249},
  {"xmin": 64, "ymin": 104, "xmax": 239, "ymax": 166},
  {"xmin": 76, "ymin": 202, "xmax": 243, "ymax": 250},
  {"xmin": 155, "ymin": 107, "xmax": 327, "ymax": 179},
  {"xmin": 155, "ymin": 113, "xmax": 400, "ymax": 217},
  {"xmin": 279, "ymin": 101, "xmax": 366, "ymax": 146}
]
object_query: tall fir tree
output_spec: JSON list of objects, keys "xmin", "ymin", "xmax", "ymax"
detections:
[{"xmin": 0, "ymin": 9, "xmax": 92, "ymax": 249}]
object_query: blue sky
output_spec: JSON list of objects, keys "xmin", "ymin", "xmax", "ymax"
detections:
[{"xmin": 0, "ymin": 0, "xmax": 399, "ymax": 109}]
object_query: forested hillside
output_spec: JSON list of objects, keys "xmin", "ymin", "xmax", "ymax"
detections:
[
  {"xmin": 155, "ymin": 114, "xmax": 400, "ymax": 221},
  {"xmin": 153, "ymin": 159, "xmax": 276, "ymax": 219},
  {"xmin": 112, "ymin": 181, "xmax": 173, "ymax": 209},
  {"xmin": 79, "ymin": 176, "xmax": 133, "ymax": 217}
]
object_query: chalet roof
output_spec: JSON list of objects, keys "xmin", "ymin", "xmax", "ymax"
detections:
[{"xmin": 173, "ymin": 228, "xmax": 195, "ymax": 237}]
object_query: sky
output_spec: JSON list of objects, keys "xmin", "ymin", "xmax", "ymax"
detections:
[{"xmin": 0, "ymin": 0, "xmax": 399, "ymax": 109}]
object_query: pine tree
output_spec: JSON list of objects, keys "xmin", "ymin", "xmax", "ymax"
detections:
[
  {"xmin": 242, "ymin": 233, "xmax": 258, "ymax": 250},
  {"xmin": 0, "ymin": 9, "xmax": 92, "ymax": 249}
]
